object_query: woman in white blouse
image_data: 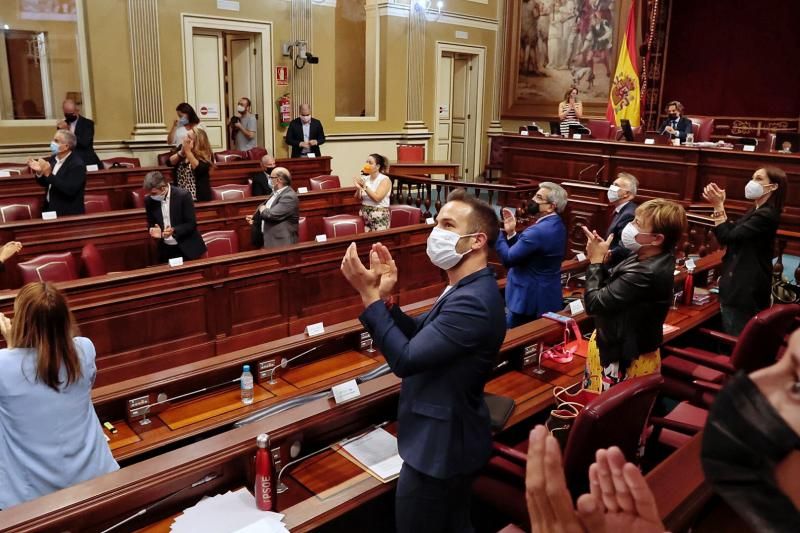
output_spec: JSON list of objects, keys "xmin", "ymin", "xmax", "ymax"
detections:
[{"xmin": 354, "ymin": 153, "xmax": 392, "ymax": 232}]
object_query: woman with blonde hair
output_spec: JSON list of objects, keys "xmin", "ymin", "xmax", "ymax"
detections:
[
  {"xmin": 169, "ymin": 127, "xmax": 213, "ymax": 202},
  {"xmin": 0, "ymin": 282, "xmax": 118, "ymax": 509},
  {"xmin": 558, "ymin": 86, "xmax": 583, "ymax": 136},
  {"xmin": 581, "ymin": 199, "xmax": 687, "ymax": 392}
]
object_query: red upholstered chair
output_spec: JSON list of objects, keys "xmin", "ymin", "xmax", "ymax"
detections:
[
  {"xmin": 323, "ymin": 215, "xmax": 364, "ymax": 238},
  {"xmin": 131, "ymin": 189, "xmax": 146, "ymax": 208},
  {"xmin": 80, "ymin": 243, "xmax": 107, "ymax": 277},
  {"xmin": 763, "ymin": 132, "xmax": 777, "ymax": 152},
  {"xmin": 211, "ymin": 184, "xmax": 252, "ymax": 201},
  {"xmin": 309, "ymin": 175, "xmax": 341, "ymax": 190},
  {"xmin": 656, "ymin": 304, "xmax": 800, "ymax": 448},
  {"xmin": 156, "ymin": 152, "xmax": 173, "ymax": 166},
  {"xmin": 473, "ymin": 375, "xmax": 663, "ymax": 524},
  {"xmin": 389, "ymin": 205, "xmax": 422, "ymax": 228},
  {"xmin": 214, "ymin": 150, "xmax": 247, "ymax": 163},
  {"xmin": 482, "ymin": 135, "xmax": 506, "ymax": 181},
  {"xmin": 585, "ymin": 119, "xmax": 617, "ymax": 140},
  {"xmin": 687, "ymin": 116, "xmax": 715, "ymax": 142},
  {"xmin": 18, "ymin": 252, "xmax": 79, "ymax": 284},
  {"xmin": 0, "ymin": 198, "xmax": 42, "ymax": 222},
  {"xmin": 202, "ymin": 230, "xmax": 240, "ymax": 258},
  {"xmin": 84, "ymin": 194, "xmax": 112, "ymax": 214},
  {"xmin": 297, "ymin": 217, "xmax": 310, "ymax": 242},
  {"xmin": 102, "ymin": 157, "xmax": 141, "ymax": 168},
  {"xmin": 247, "ymin": 147, "xmax": 268, "ymax": 161}
]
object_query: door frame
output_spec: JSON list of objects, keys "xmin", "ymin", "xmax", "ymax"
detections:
[
  {"xmin": 181, "ymin": 14, "xmax": 274, "ymax": 152},
  {"xmin": 433, "ymin": 42, "xmax": 486, "ymax": 182}
]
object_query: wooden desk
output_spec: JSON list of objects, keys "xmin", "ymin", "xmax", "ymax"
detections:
[
  {"xmin": 0, "ymin": 187, "xmax": 360, "ymax": 289},
  {"xmin": 389, "ymin": 161, "xmax": 460, "ymax": 179}
]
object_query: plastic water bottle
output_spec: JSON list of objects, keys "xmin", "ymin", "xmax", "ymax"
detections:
[{"xmin": 241, "ymin": 364, "xmax": 254, "ymax": 405}]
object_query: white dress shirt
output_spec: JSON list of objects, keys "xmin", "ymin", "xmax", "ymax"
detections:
[
  {"xmin": 161, "ymin": 187, "xmax": 178, "ymax": 245},
  {"xmin": 44, "ymin": 151, "xmax": 71, "ymax": 203},
  {"xmin": 301, "ymin": 122, "xmax": 311, "ymax": 154}
]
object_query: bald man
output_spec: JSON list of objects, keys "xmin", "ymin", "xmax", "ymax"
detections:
[
  {"xmin": 56, "ymin": 99, "xmax": 101, "ymax": 167},
  {"xmin": 247, "ymin": 167, "xmax": 299, "ymax": 248},
  {"xmin": 251, "ymin": 154, "xmax": 276, "ymax": 197},
  {"xmin": 285, "ymin": 103, "xmax": 325, "ymax": 158}
]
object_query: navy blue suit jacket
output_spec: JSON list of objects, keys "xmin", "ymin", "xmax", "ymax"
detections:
[
  {"xmin": 658, "ymin": 116, "xmax": 693, "ymax": 142},
  {"xmin": 495, "ymin": 214, "xmax": 566, "ymax": 317},
  {"xmin": 359, "ymin": 267, "xmax": 506, "ymax": 479},
  {"xmin": 606, "ymin": 201, "xmax": 637, "ymax": 267}
]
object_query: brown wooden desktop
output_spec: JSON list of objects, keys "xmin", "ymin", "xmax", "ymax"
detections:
[{"xmin": 0, "ymin": 253, "xmax": 723, "ymax": 533}]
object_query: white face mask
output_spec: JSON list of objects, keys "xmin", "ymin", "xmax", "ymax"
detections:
[
  {"xmin": 150, "ymin": 194, "xmax": 165, "ymax": 202},
  {"xmin": 621, "ymin": 222, "xmax": 642, "ymax": 252},
  {"xmin": 236, "ymin": 104, "xmax": 246, "ymax": 114},
  {"xmin": 426, "ymin": 227, "xmax": 480, "ymax": 270},
  {"xmin": 300, "ymin": 115, "xmax": 311, "ymax": 124},
  {"xmin": 745, "ymin": 180, "xmax": 766, "ymax": 200},
  {"xmin": 607, "ymin": 184, "xmax": 621, "ymax": 203}
]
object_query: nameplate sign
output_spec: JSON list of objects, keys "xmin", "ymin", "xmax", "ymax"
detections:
[
  {"xmin": 572, "ymin": 134, "xmax": 582, "ymax": 140},
  {"xmin": 520, "ymin": 130, "xmax": 529, "ymax": 136},
  {"xmin": 671, "ymin": 138, "xmax": 681, "ymax": 146},
  {"xmin": 425, "ymin": 217, "xmax": 435, "ymax": 225},
  {"xmin": 576, "ymin": 252, "xmax": 586, "ymax": 262},
  {"xmin": 86, "ymin": 164, "xmax": 99, "ymax": 172},
  {"xmin": 297, "ymin": 187, "xmax": 308, "ymax": 193},
  {"xmin": 168, "ymin": 257, "xmax": 184, "ymax": 267},
  {"xmin": 315, "ymin": 234, "xmax": 327, "ymax": 242},
  {"xmin": 306, "ymin": 322, "xmax": 325, "ymax": 337},
  {"xmin": 306, "ymin": 153, "xmax": 316, "ymax": 158},
  {"xmin": 644, "ymin": 138, "xmax": 655, "ymax": 145},
  {"xmin": 332, "ymin": 379, "xmax": 361, "ymax": 404},
  {"xmin": 0, "ymin": 170, "xmax": 10, "ymax": 177},
  {"xmin": 41, "ymin": 211, "xmax": 57, "ymax": 220},
  {"xmin": 569, "ymin": 299, "xmax": 585, "ymax": 316},
  {"xmin": 743, "ymin": 144, "xmax": 756, "ymax": 152},
  {"xmin": 685, "ymin": 258, "xmax": 697, "ymax": 271}
]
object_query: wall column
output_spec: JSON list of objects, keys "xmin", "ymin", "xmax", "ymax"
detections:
[
  {"xmin": 291, "ymin": 0, "xmax": 313, "ymax": 116},
  {"xmin": 127, "ymin": 0, "xmax": 167, "ymax": 141},
  {"xmin": 402, "ymin": 5, "xmax": 428, "ymax": 134},
  {"xmin": 488, "ymin": 0, "xmax": 505, "ymax": 133}
]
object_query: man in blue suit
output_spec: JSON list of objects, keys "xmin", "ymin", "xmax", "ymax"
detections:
[
  {"xmin": 658, "ymin": 100, "xmax": 693, "ymax": 142},
  {"xmin": 340, "ymin": 190, "xmax": 506, "ymax": 533},
  {"xmin": 606, "ymin": 172, "xmax": 638, "ymax": 267},
  {"xmin": 496, "ymin": 182, "xmax": 568, "ymax": 328}
]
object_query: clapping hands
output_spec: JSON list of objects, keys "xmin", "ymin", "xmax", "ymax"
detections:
[
  {"xmin": 581, "ymin": 226, "xmax": 613, "ymax": 264},
  {"xmin": 0, "ymin": 241, "xmax": 23, "ymax": 264},
  {"xmin": 702, "ymin": 183, "xmax": 726, "ymax": 210},
  {"xmin": 340, "ymin": 242, "xmax": 398, "ymax": 307}
]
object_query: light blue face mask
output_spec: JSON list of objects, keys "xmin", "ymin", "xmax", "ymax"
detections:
[
  {"xmin": 49, "ymin": 141, "xmax": 60, "ymax": 155},
  {"xmin": 178, "ymin": 116, "xmax": 189, "ymax": 126},
  {"xmin": 150, "ymin": 195, "xmax": 165, "ymax": 202}
]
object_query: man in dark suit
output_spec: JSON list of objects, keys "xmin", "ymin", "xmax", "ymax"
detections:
[
  {"xmin": 285, "ymin": 103, "xmax": 325, "ymax": 158},
  {"xmin": 247, "ymin": 167, "xmax": 299, "ymax": 249},
  {"xmin": 250, "ymin": 154, "xmax": 276, "ymax": 197},
  {"xmin": 28, "ymin": 129, "xmax": 87, "ymax": 216},
  {"xmin": 57, "ymin": 99, "xmax": 102, "ymax": 167},
  {"xmin": 143, "ymin": 171, "xmax": 207, "ymax": 262},
  {"xmin": 496, "ymin": 182, "xmax": 568, "ymax": 328},
  {"xmin": 341, "ymin": 189, "xmax": 506, "ymax": 533},
  {"xmin": 605, "ymin": 172, "xmax": 639, "ymax": 267},
  {"xmin": 658, "ymin": 100, "xmax": 693, "ymax": 143}
]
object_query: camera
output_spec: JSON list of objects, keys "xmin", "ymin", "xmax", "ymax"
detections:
[{"xmin": 306, "ymin": 52, "xmax": 319, "ymax": 64}]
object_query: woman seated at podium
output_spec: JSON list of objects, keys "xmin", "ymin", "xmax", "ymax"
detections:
[
  {"xmin": 581, "ymin": 199, "xmax": 687, "ymax": 392},
  {"xmin": 354, "ymin": 153, "xmax": 391, "ymax": 232},
  {"xmin": 0, "ymin": 282, "xmax": 118, "ymax": 509},
  {"xmin": 558, "ymin": 87, "xmax": 583, "ymax": 137}
]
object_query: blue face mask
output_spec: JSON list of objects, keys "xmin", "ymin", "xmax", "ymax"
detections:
[
  {"xmin": 49, "ymin": 141, "xmax": 60, "ymax": 155},
  {"xmin": 150, "ymin": 194, "xmax": 165, "ymax": 202},
  {"xmin": 178, "ymin": 116, "xmax": 189, "ymax": 126}
]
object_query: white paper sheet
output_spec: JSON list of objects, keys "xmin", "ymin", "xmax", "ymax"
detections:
[
  {"xmin": 340, "ymin": 428, "xmax": 402, "ymax": 480},
  {"xmin": 170, "ymin": 488, "xmax": 287, "ymax": 533}
]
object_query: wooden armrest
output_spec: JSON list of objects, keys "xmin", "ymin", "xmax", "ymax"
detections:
[
  {"xmin": 492, "ymin": 442, "xmax": 527, "ymax": 465},
  {"xmin": 663, "ymin": 346, "xmax": 736, "ymax": 374},
  {"xmin": 651, "ymin": 416, "xmax": 702, "ymax": 436},
  {"xmin": 692, "ymin": 379, "xmax": 723, "ymax": 394},
  {"xmin": 697, "ymin": 327, "xmax": 738, "ymax": 345}
]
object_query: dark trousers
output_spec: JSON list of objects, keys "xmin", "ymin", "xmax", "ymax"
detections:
[
  {"xmin": 507, "ymin": 310, "xmax": 538, "ymax": 329},
  {"xmin": 157, "ymin": 243, "xmax": 185, "ymax": 264},
  {"xmin": 395, "ymin": 463, "xmax": 475, "ymax": 533}
]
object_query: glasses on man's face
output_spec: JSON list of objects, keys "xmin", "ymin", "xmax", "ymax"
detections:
[{"xmin": 534, "ymin": 194, "xmax": 547, "ymax": 202}]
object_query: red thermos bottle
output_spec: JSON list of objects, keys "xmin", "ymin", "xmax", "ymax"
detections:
[
  {"xmin": 254, "ymin": 433, "xmax": 276, "ymax": 511},
  {"xmin": 683, "ymin": 267, "xmax": 695, "ymax": 306}
]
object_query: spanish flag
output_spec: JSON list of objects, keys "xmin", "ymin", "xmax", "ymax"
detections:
[{"xmin": 607, "ymin": 2, "xmax": 641, "ymax": 127}]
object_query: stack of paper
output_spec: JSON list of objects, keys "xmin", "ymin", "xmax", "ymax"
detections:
[
  {"xmin": 692, "ymin": 287, "xmax": 712, "ymax": 305},
  {"xmin": 170, "ymin": 488, "xmax": 288, "ymax": 533},
  {"xmin": 339, "ymin": 427, "xmax": 403, "ymax": 482}
]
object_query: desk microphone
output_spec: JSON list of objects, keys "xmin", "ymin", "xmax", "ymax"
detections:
[
  {"xmin": 593, "ymin": 164, "xmax": 605, "ymax": 184},
  {"xmin": 268, "ymin": 345, "xmax": 320, "ymax": 384},
  {"xmin": 577, "ymin": 164, "xmax": 597, "ymax": 181}
]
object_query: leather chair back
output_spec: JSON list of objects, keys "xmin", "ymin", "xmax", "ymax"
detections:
[
  {"xmin": 309, "ymin": 175, "xmax": 341, "ymax": 191},
  {"xmin": 131, "ymin": 189, "xmax": 146, "ymax": 209},
  {"xmin": 730, "ymin": 304, "xmax": 800, "ymax": 373},
  {"xmin": 389, "ymin": 205, "xmax": 422, "ymax": 228},
  {"xmin": 0, "ymin": 198, "xmax": 42, "ymax": 222},
  {"xmin": 211, "ymin": 184, "xmax": 252, "ymax": 201},
  {"xmin": 84, "ymin": 193, "xmax": 112, "ymax": 214},
  {"xmin": 687, "ymin": 116, "xmax": 715, "ymax": 142},
  {"xmin": 202, "ymin": 230, "xmax": 240, "ymax": 257},
  {"xmin": 214, "ymin": 150, "xmax": 247, "ymax": 163},
  {"xmin": 586, "ymin": 119, "xmax": 617, "ymax": 140},
  {"xmin": 298, "ymin": 217, "xmax": 309, "ymax": 242},
  {"xmin": 80, "ymin": 243, "xmax": 107, "ymax": 277},
  {"xmin": 563, "ymin": 374, "xmax": 663, "ymax": 496},
  {"xmin": 247, "ymin": 147, "xmax": 268, "ymax": 161},
  {"xmin": 156, "ymin": 152, "xmax": 173, "ymax": 166},
  {"xmin": 323, "ymin": 215, "xmax": 364, "ymax": 238},
  {"xmin": 18, "ymin": 252, "xmax": 79, "ymax": 284},
  {"xmin": 102, "ymin": 157, "xmax": 141, "ymax": 168}
]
